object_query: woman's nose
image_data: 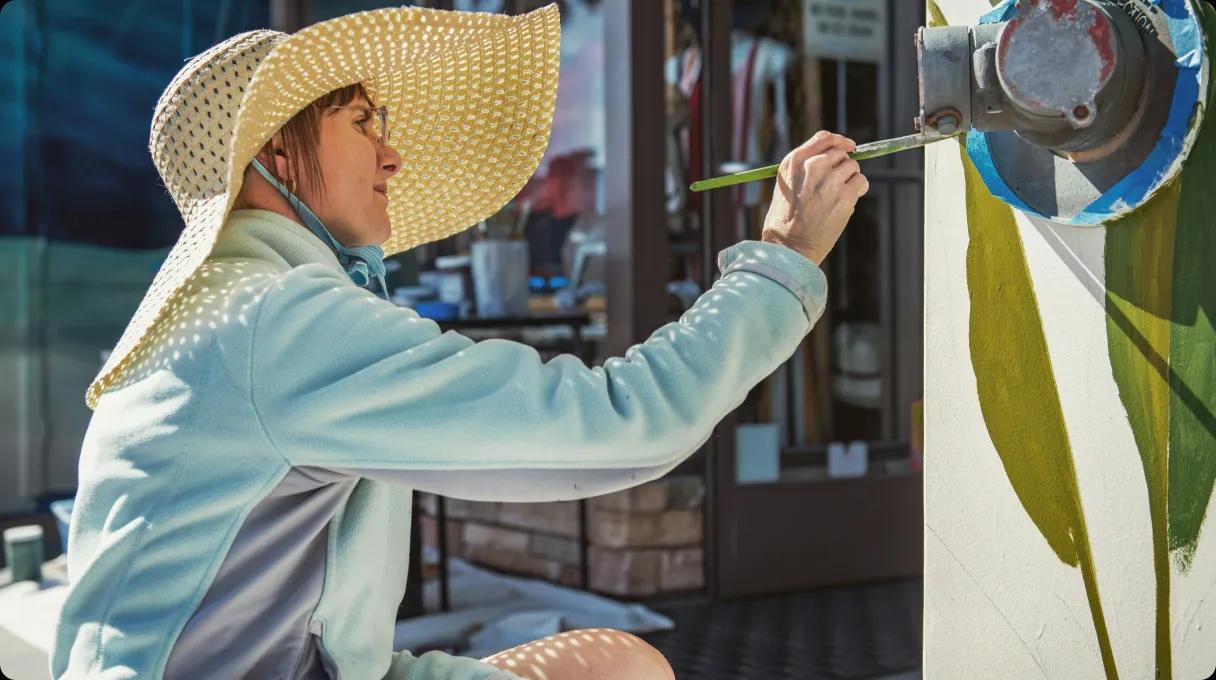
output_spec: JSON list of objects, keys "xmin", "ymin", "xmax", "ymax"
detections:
[{"xmin": 380, "ymin": 144, "xmax": 402, "ymax": 178}]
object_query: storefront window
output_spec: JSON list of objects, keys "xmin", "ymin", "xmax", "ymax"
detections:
[{"xmin": 665, "ymin": 0, "xmax": 924, "ymax": 465}]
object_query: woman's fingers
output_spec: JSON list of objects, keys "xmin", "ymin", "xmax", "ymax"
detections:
[
  {"xmin": 803, "ymin": 148, "xmax": 855, "ymax": 189},
  {"xmin": 761, "ymin": 130, "xmax": 866, "ymax": 265},
  {"xmin": 789, "ymin": 131, "xmax": 853, "ymax": 165},
  {"xmin": 844, "ymin": 171, "xmax": 871, "ymax": 198}
]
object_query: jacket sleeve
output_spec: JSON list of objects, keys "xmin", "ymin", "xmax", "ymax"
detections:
[{"xmin": 248, "ymin": 240, "xmax": 827, "ymax": 502}]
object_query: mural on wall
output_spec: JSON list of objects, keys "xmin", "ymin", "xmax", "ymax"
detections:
[
  {"xmin": 1104, "ymin": 4, "xmax": 1216, "ymax": 672},
  {"xmin": 960, "ymin": 138, "xmax": 1118, "ymax": 677},
  {"xmin": 925, "ymin": 1, "xmax": 1216, "ymax": 678}
]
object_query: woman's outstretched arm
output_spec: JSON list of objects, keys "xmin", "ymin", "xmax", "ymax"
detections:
[{"xmin": 246, "ymin": 239, "xmax": 824, "ymax": 502}]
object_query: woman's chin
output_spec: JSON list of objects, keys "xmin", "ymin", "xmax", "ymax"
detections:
[{"xmin": 371, "ymin": 217, "xmax": 392, "ymax": 245}]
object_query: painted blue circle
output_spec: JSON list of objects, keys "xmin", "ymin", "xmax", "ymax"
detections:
[{"xmin": 965, "ymin": 0, "xmax": 1207, "ymax": 225}]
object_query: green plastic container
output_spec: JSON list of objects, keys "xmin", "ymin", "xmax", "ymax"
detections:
[{"xmin": 3, "ymin": 525, "xmax": 44, "ymax": 583}]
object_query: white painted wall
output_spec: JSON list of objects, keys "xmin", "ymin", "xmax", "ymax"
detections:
[{"xmin": 923, "ymin": 3, "xmax": 1216, "ymax": 677}]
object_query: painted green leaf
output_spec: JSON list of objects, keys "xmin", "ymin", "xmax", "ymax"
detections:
[
  {"xmin": 1104, "ymin": 180, "xmax": 1178, "ymax": 680},
  {"xmin": 961, "ymin": 146, "xmax": 1117, "ymax": 678},
  {"xmin": 1105, "ymin": 6, "xmax": 1216, "ymax": 677},
  {"xmin": 1167, "ymin": 2, "xmax": 1216, "ymax": 570}
]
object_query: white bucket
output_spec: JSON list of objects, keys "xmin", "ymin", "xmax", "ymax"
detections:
[{"xmin": 471, "ymin": 239, "xmax": 530, "ymax": 318}]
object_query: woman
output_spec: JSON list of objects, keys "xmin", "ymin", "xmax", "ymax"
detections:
[{"xmin": 51, "ymin": 5, "xmax": 866, "ymax": 680}]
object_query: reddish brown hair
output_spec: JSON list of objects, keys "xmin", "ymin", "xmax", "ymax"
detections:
[{"xmin": 253, "ymin": 82, "xmax": 374, "ymax": 197}]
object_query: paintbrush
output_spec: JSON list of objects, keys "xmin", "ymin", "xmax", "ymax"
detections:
[
  {"xmin": 512, "ymin": 200, "xmax": 532, "ymax": 240},
  {"xmin": 689, "ymin": 130, "xmax": 960, "ymax": 192}
]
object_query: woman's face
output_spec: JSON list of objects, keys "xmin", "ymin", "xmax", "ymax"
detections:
[{"xmin": 272, "ymin": 95, "xmax": 403, "ymax": 247}]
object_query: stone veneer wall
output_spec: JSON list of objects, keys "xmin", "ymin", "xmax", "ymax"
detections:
[{"xmin": 417, "ymin": 475, "xmax": 705, "ymax": 597}]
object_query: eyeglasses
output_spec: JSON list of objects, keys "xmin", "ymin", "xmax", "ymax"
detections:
[{"xmin": 327, "ymin": 104, "xmax": 391, "ymax": 146}]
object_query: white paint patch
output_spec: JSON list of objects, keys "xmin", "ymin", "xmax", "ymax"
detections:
[
  {"xmin": 1174, "ymin": 486, "xmax": 1216, "ymax": 680},
  {"xmin": 1021, "ymin": 215, "xmax": 1155, "ymax": 679}
]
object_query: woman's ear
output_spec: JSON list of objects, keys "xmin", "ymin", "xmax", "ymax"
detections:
[
  {"xmin": 270, "ymin": 139, "xmax": 292, "ymax": 184},
  {"xmin": 253, "ymin": 133, "xmax": 288, "ymax": 183}
]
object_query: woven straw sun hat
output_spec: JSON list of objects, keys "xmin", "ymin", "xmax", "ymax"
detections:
[{"xmin": 86, "ymin": 4, "xmax": 560, "ymax": 409}]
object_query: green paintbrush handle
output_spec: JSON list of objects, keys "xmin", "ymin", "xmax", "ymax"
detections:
[{"xmin": 689, "ymin": 131, "xmax": 956, "ymax": 192}]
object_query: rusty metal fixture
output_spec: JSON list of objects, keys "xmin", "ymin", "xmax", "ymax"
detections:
[{"xmin": 916, "ymin": 0, "xmax": 1151, "ymax": 153}]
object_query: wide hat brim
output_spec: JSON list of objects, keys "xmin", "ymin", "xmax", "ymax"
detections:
[
  {"xmin": 230, "ymin": 4, "xmax": 561, "ymax": 256},
  {"xmin": 86, "ymin": 4, "xmax": 560, "ymax": 409}
]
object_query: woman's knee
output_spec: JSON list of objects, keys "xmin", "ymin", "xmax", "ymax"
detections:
[
  {"xmin": 482, "ymin": 627, "xmax": 674, "ymax": 680},
  {"xmin": 576, "ymin": 629, "xmax": 674, "ymax": 680}
]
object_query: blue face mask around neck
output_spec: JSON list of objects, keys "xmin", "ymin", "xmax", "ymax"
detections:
[{"xmin": 248, "ymin": 157, "xmax": 389, "ymax": 299}]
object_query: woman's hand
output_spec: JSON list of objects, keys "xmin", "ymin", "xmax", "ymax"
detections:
[{"xmin": 760, "ymin": 131, "xmax": 870, "ymax": 265}]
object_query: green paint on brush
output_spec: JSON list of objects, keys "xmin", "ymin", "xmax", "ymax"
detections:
[
  {"xmin": 1104, "ymin": 183, "xmax": 1178, "ymax": 680},
  {"xmin": 1167, "ymin": 1, "xmax": 1216, "ymax": 572},
  {"xmin": 961, "ymin": 146, "xmax": 1119, "ymax": 680}
]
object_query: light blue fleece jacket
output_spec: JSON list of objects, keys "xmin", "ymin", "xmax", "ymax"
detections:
[{"xmin": 50, "ymin": 208, "xmax": 827, "ymax": 679}]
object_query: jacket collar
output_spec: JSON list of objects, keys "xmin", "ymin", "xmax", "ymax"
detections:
[{"xmin": 211, "ymin": 208, "xmax": 347, "ymax": 278}]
